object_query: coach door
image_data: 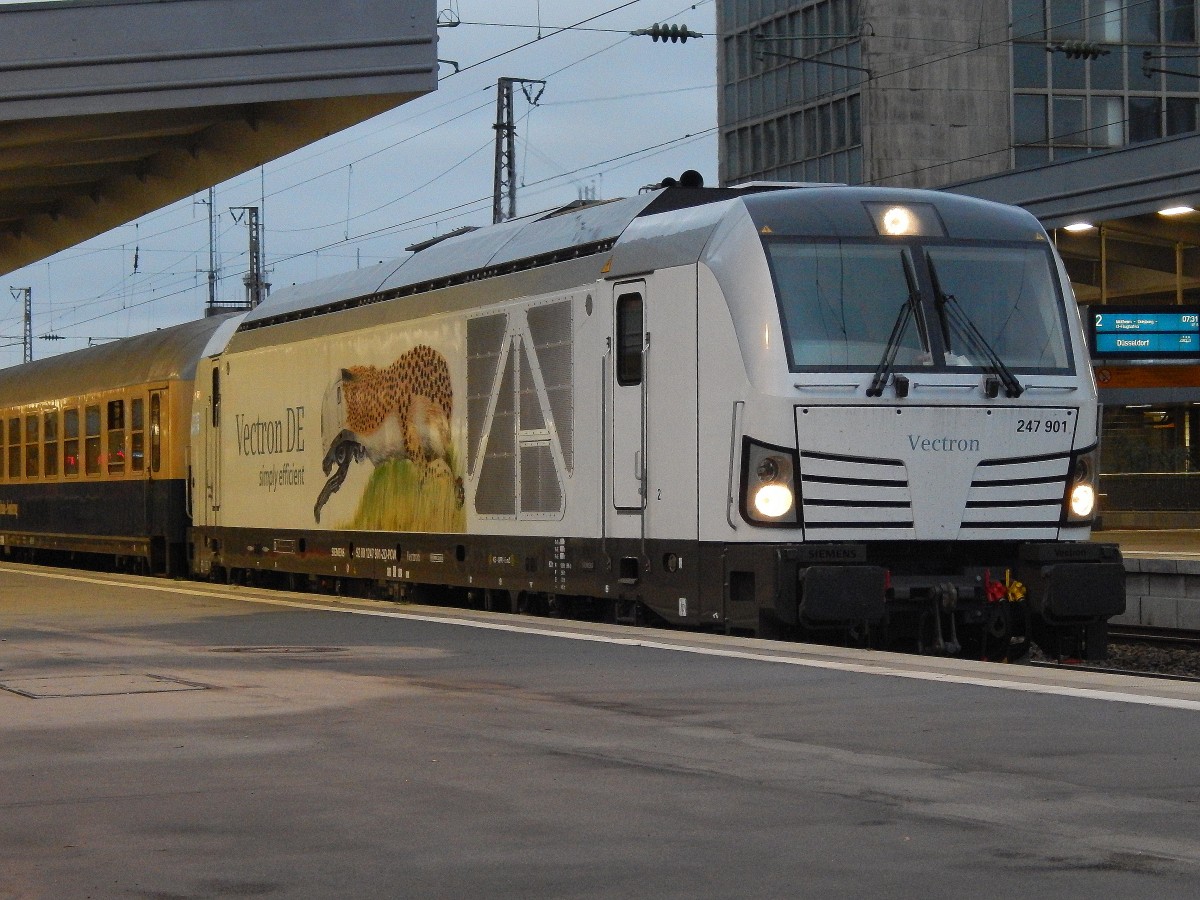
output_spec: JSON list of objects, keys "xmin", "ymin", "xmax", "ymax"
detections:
[
  {"xmin": 144, "ymin": 387, "xmax": 169, "ymax": 569},
  {"xmin": 610, "ymin": 281, "xmax": 646, "ymax": 512},
  {"xmin": 148, "ymin": 388, "xmax": 167, "ymax": 479},
  {"xmin": 144, "ymin": 385, "xmax": 167, "ymax": 505}
]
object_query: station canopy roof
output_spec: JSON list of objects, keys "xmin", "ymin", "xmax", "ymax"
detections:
[
  {"xmin": 0, "ymin": 0, "xmax": 437, "ymax": 276},
  {"xmin": 947, "ymin": 132, "xmax": 1200, "ymax": 308}
]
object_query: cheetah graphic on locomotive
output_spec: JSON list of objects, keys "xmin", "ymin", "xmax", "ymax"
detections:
[{"xmin": 315, "ymin": 345, "xmax": 465, "ymax": 529}]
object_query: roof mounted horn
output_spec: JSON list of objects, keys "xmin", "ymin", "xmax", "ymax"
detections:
[{"xmin": 643, "ymin": 170, "xmax": 706, "ymax": 192}]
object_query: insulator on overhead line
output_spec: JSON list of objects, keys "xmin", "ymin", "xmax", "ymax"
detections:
[
  {"xmin": 630, "ymin": 23, "xmax": 704, "ymax": 43},
  {"xmin": 1046, "ymin": 40, "xmax": 1109, "ymax": 60}
]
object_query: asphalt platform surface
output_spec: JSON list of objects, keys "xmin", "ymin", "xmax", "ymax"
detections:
[{"xmin": 3, "ymin": 561, "xmax": 1200, "ymax": 899}]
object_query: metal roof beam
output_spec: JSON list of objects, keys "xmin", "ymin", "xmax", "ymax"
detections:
[
  {"xmin": 949, "ymin": 133, "xmax": 1200, "ymax": 229},
  {"xmin": 0, "ymin": 0, "xmax": 437, "ymax": 276}
]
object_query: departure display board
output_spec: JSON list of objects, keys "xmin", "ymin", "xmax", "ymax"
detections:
[{"xmin": 1089, "ymin": 306, "xmax": 1200, "ymax": 358}]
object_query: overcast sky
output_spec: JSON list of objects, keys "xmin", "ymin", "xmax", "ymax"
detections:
[{"xmin": 0, "ymin": 0, "xmax": 718, "ymax": 367}]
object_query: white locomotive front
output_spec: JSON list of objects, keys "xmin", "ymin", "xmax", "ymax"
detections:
[{"xmin": 694, "ymin": 186, "xmax": 1123, "ymax": 658}]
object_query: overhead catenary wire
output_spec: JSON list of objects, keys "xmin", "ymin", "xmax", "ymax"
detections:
[
  {"xmin": 4, "ymin": 0, "xmax": 1149, "ymax": 347},
  {"xmin": 265, "ymin": 127, "xmax": 716, "ymax": 270},
  {"xmin": 47, "ymin": 123, "xmax": 715, "ymax": 341},
  {"xmin": 438, "ymin": 0, "xmax": 645, "ymax": 80},
  {"xmin": 12, "ymin": 0, "xmax": 710, "ymax": 334},
  {"xmin": 32, "ymin": 0, "xmax": 1128, "ymax": 265},
  {"xmin": 10, "ymin": 4, "xmax": 642, "ymax": 264},
  {"xmin": 13, "ymin": 0, "xmax": 670, "ymax": 274}
]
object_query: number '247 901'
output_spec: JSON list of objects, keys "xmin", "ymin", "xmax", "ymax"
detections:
[{"xmin": 1016, "ymin": 418, "xmax": 1069, "ymax": 434}]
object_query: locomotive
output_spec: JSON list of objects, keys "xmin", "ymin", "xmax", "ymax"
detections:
[{"xmin": 0, "ymin": 180, "xmax": 1126, "ymax": 658}]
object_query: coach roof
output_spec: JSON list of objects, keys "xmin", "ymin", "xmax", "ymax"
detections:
[{"xmin": 0, "ymin": 315, "xmax": 233, "ymax": 408}]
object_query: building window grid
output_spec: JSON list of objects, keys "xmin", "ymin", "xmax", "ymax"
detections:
[
  {"xmin": 725, "ymin": 0, "xmax": 854, "ymax": 42},
  {"xmin": 720, "ymin": 0, "xmax": 864, "ymax": 183},
  {"xmin": 722, "ymin": 2, "xmax": 1199, "ymax": 182},
  {"xmin": 727, "ymin": 94, "xmax": 862, "ymax": 182},
  {"xmin": 722, "ymin": 34, "xmax": 862, "ymax": 119},
  {"xmin": 1012, "ymin": 0, "xmax": 1200, "ymax": 164}
]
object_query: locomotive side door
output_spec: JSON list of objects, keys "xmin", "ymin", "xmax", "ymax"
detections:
[
  {"xmin": 203, "ymin": 361, "xmax": 222, "ymax": 522},
  {"xmin": 610, "ymin": 281, "xmax": 646, "ymax": 513}
]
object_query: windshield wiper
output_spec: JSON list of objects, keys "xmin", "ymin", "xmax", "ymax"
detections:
[
  {"xmin": 866, "ymin": 251, "xmax": 922, "ymax": 398},
  {"xmin": 927, "ymin": 257, "xmax": 1024, "ymax": 398}
]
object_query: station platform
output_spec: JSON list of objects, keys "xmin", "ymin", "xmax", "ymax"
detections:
[
  {"xmin": 1097, "ymin": 529, "xmax": 1200, "ymax": 630},
  {"xmin": 1, "ymin": 561, "xmax": 1198, "ymax": 898}
]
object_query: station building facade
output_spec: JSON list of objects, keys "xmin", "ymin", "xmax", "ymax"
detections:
[
  {"xmin": 716, "ymin": 0, "xmax": 1200, "ymax": 527},
  {"xmin": 717, "ymin": 0, "xmax": 1200, "ymax": 187}
]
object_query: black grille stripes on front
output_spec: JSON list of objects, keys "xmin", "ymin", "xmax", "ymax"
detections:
[
  {"xmin": 961, "ymin": 450, "xmax": 1071, "ymax": 532},
  {"xmin": 798, "ymin": 450, "xmax": 914, "ymax": 530},
  {"xmin": 796, "ymin": 447, "xmax": 1072, "ymax": 535}
]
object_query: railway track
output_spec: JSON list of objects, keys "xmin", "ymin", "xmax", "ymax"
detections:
[
  {"xmin": 1030, "ymin": 623, "xmax": 1200, "ymax": 680},
  {"xmin": 1107, "ymin": 624, "xmax": 1200, "ymax": 650},
  {"xmin": 1030, "ymin": 658, "xmax": 1200, "ymax": 682}
]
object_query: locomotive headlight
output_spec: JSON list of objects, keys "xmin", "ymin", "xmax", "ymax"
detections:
[
  {"xmin": 882, "ymin": 206, "xmax": 914, "ymax": 235},
  {"xmin": 864, "ymin": 201, "xmax": 947, "ymax": 238},
  {"xmin": 1069, "ymin": 483, "xmax": 1096, "ymax": 519},
  {"xmin": 754, "ymin": 483, "xmax": 794, "ymax": 518},
  {"xmin": 1063, "ymin": 444, "xmax": 1101, "ymax": 524},
  {"xmin": 742, "ymin": 439, "xmax": 799, "ymax": 526}
]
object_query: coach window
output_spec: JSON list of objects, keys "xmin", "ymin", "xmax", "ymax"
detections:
[
  {"xmin": 43, "ymin": 411, "xmax": 58, "ymax": 478},
  {"xmin": 64, "ymin": 408, "xmax": 79, "ymax": 477},
  {"xmin": 130, "ymin": 398, "xmax": 144, "ymax": 473},
  {"xmin": 107, "ymin": 399, "xmax": 125, "ymax": 474},
  {"xmin": 7, "ymin": 417, "xmax": 19, "ymax": 479},
  {"xmin": 616, "ymin": 292, "xmax": 644, "ymax": 385},
  {"xmin": 24, "ymin": 414, "xmax": 39, "ymax": 478},
  {"xmin": 85, "ymin": 405, "xmax": 101, "ymax": 475},
  {"xmin": 149, "ymin": 393, "xmax": 162, "ymax": 473}
]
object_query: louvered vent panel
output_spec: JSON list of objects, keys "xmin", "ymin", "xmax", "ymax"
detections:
[
  {"xmin": 475, "ymin": 350, "xmax": 515, "ymax": 516},
  {"xmin": 466, "ymin": 313, "xmax": 507, "ymax": 474},
  {"xmin": 527, "ymin": 300, "xmax": 574, "ymax": 472},
  {"xmin": 521, "ymin": 444, "xmax": 562, "ymax": 514},
  {"xmin": 518, "ymin": 342, "xmax": 544, "ymax": 430}
]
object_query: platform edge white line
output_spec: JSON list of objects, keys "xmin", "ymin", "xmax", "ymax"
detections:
[{"xmin": 5, "ymin": 564, "xmax": 1199, "ymax": 711}]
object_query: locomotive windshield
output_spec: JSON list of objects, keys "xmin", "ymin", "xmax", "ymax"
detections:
[{"xmin": 766, "ymin": 239, "xmax": 1074, "ymax": 374}]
